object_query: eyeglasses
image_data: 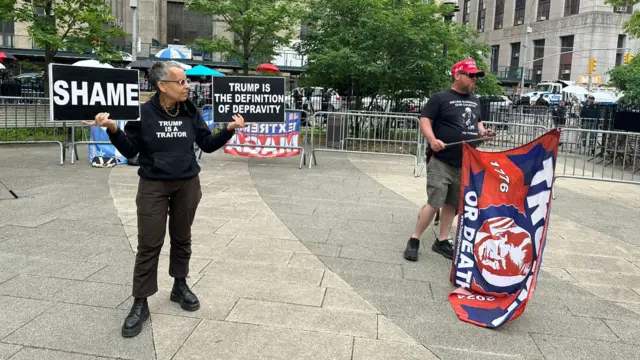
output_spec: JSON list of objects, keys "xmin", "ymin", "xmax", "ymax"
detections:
[
  {"xmin": 459, "ymin": 72, "xmax": 479, "ymax": 79},
  {"xmin": 161, "ymin": 79, "xmax": 190, "ymax": 87}
]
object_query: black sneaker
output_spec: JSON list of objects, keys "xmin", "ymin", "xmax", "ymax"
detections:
[
  {"xmin": 403, "ymin": 237, "xmax": 420, "ymax": 261},
  {"xmin": 434, "ymin": 210, "xmax": 440, "ymax": 226},
  {"xmin": 432, "ymin": 238, "xmax": 454, "ymax": 260}
]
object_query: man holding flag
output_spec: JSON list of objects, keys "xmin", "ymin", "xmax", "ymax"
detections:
[{"xmin": 403, "ymin": 59, "xmax": 491, "ymax": 262}]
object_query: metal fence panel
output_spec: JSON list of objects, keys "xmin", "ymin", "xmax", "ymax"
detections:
[
  {"xmin": 0, "ymin": 96, "xmax": 65, "ymax": 165},
  {"xmin": 307, "ymin": 111, "xmax": 423, "ymax": 176},
  {"xmin": 478, "ymin": 121, "xmax": 550, "ymax": 152},
  {"xmin": 555, "ymin": 127, "xmax": 640, "ymax": 185}
]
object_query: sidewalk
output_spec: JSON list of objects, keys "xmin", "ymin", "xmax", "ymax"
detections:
[{"xmin": 1, "ymin": 145, "xmax": 639, "ymax": 359}]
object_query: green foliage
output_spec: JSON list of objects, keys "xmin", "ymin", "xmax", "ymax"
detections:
[
  {"xmin": 604, "ymin": 0, "xmax": 638, "ymax": 101},
  {"xmin": 608, "ymin": 55, "xmax": 640, "ymax": 103},
  {"xmin": 15, "ymin": 60, "xmax": 42, "ymax": 73},
  {"xmin": 605, "ymin": 1, "xmax": 640, "ymax": 38},
  {"xmin": 297, "ymin": 0, "xmax": 502, "ymax": 100},
  {"xmin": 0, "ymin": 0, "xmax": 125, "ymax": 64},
  {"xmin": 186, "ymin": 0, "xmax": 303, "ymax": 75}
]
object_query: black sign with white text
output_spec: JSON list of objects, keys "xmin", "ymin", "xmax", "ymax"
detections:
[
  {"xmin": 48, "ymin": 63, "xmax": 141, "ymax": 122},
  {"xmin": 212, "ymin": 76, "xmax": 285, "ymax": 123}
]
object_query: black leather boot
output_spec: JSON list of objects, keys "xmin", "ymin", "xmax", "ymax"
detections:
[
  {"xmin": 170, "ymin": 277, "xmax": 200, "ymax": 311},
  {"xmin": 121, "ymin": 297, "xmax": 150, "ymax": 338}
]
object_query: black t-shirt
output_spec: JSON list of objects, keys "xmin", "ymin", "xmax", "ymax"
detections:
[{"xmin": 421, "ymin": 89, "xmax": 482, "ymax": 168}]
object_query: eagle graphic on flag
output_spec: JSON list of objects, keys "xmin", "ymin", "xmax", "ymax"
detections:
[{"xmin": 449, "ymin": 128, "xmax": 560, "ymax": 329}]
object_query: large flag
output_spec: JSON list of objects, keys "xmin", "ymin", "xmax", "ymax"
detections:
[{"xmin": 449, "ymin": 128, "xmax": 560, "ymax": 328}]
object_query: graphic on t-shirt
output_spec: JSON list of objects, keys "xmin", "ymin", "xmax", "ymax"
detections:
[{"xmin": 462, "ymin": 107, "xmax": 476, "ymax": 131}]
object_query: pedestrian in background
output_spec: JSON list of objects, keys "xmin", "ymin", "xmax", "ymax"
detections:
[{"xmin": 83, "ymin": 61, "xmax": 246, "ymax": 338}]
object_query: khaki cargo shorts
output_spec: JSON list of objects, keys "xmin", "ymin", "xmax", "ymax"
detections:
[{"xmin": 426, "ymin": 157, "xmax": 462, "ymax": 209}]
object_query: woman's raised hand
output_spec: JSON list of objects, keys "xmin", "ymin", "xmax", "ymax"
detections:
[
  {"xmin": 83, "ymin": 113, "xmax": 117, "ymax": 133},
  {"xmin": 227, "ymin": 114, "xmax": 247, "ymax": 131}
]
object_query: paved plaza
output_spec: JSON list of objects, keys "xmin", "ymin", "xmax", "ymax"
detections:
[{"xmin": 1, "ymin": 144, "xmax": 640, "ymax": 359}]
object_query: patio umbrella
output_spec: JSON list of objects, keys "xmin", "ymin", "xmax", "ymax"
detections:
[
  {"xmin": 185, "ymin": 64, "xmax": 225, "ymax": 77},
  {"xmin": 155, "ymin": 47, "xmax": 188, "ymax": 59},
  {"xmin": 72, "ymin": 59, "xmax": 114, "ymax": 68},
  {"xmin": 0, "ymin": 52, "xmax": 16, "ymax": 63},
  {"xmin": 256, "ymin": 63, "xmax": 279, "ymax": 73},
  {"xmin": 126, "ymin": 60, "xmax": 155, "ymax": 70}
]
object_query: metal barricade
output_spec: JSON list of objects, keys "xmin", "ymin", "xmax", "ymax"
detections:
[
  {"xmin": 308, "ymin": 111, "xmax": 423, "ymax": 176},
  {"xmin": 555, "ymin": 127, "xmax": 640, "ymax": 185},
  {"xmin": 0, "ymin": 96, "xmax": 65, "ymax": 165},
  {"xmin": 486, "ymin": 105, "xmax": 555, "ymax": 129},
  {"xmin": 69, "ymin": 122, "xmax": 111, "ymax": 165},
  {"xmin": 478, "ymin": 121, "xmax": 549, "ymax": 152},
  {"xmin": 345, "ymin": 109, "xmax": 428, "ymax": 176}
]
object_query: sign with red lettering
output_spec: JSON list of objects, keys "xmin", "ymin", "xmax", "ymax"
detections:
[{"xmin": 224, "ymin": 111, "xmax": 301, "ymax": 158}]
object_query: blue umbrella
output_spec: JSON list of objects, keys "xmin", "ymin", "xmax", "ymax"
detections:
[
  {"xmin": 154, "ymin": 48, "xmax": 188, "ymax": 59},
  {"xmin": 185, "ymin": 64, "xmax": 225, "ymax": 77}
]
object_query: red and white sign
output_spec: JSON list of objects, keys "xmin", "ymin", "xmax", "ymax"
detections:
[{"xmin": 224, "ymin": 112, "xmax": 301, "ymax": 158}]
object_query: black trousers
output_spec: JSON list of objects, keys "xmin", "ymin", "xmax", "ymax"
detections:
[{"xmin": 132, "ymin": 176, "xmax": 202, "ymax": 298}]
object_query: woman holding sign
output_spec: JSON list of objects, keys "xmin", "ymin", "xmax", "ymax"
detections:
[{"xmin": 84, "ymin": 61, "xmax": 245, "ymax": 338}]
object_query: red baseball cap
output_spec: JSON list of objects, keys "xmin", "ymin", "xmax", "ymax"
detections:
[{"xmin": 451, "ymin": 59, "xmax": 485, "ymax": 77}]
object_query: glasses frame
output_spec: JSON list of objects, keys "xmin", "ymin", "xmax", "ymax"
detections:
[{"xmin": 160, "ymin": 79, "xmax": 191, "ymax": 87}]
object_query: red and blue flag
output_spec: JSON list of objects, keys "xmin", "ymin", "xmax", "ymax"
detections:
[{"xmin": 449, "ymin": 129, "xmax": 560, "ymax": 328}]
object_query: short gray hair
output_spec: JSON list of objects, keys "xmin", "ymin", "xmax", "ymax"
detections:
[{"xmin": 149, "ymin": 61, "xmax": 185, "ymax": 91}]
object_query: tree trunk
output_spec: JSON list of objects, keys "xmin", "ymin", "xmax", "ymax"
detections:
[
  {"xmin": 242, "ymin": 56, "xmax": 250, "ymax": 75},
  {"xmin": 43, "ymin": 0, "xmax": 55, "ymax": 96},
  {"xmin": 43, "ymin": 48, "xmax": 56, "ymax": 97},
  {"xmin": 242, "ymin": 0, "xmax": 250, "ymax": 75}
]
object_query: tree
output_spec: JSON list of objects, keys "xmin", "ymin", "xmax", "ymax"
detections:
[
  {"xmin": 0, "ymin": 0, "xmax": 125, "ymax": 65},
  {"xmin": 297, "ymin": 0, "xmax": 501, "ymax": 107},
  {"xmin": 186, "ymin": 0, "xmax": 303, "ymax": 75},
  {"xmin": 0, "ymin": 0, "xmax": 125, "ymax": 90},
  {"xmin": 605, "ymin": 1, "xmax": 640, "ymax": 37},
  {"xmin": 604, "ymin": 1, "xmax": 639, "ymax": 102},
  {"xmin": 608, "ymin": 56, "xmax": 640, "ymax": 103}
]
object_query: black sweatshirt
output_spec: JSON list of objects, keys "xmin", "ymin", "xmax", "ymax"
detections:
[{"xmin": 108, "ymin": 93, "xmax": 235, "ymax": 181}]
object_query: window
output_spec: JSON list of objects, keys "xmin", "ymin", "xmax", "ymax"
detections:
[
  {"xmin": 514, "ymin": 0, "xmax": 525, "ymax": 26},
  {"xmin": 533, "ymin": 39, "xmax": 545, "ymax": 83},
  {"xmin": 491, "ymin": 45, "xmax": 500, "ymax": 74},
  {"xmin": 0, "ymin": 16, "xmax": 14, "ymax": 47},
  {"xmin": 167, "ymin": 1, "xmax": 212, "ymax": 45},
  {"xmin": 559, "ymin": 35, "xmax": 574, "ymax": 80},
  {"xmin": 565, "ymin": 0, "xmax": 580, "ymax": 16},
  {"xmin": 613, "ymin": 1, "xmax": 633, "ymax": 14},
  {"xmin": 494, "ymin": 0, "xmax": 504, "ymax": 30},
  {"xmin": 617, "ymin": 34, "xmax": 626, "ymax": 50},
  {"xmin": 537, "ymin": 0, "xmax": 550, "ymax": 21},
  {"xmin": 462, "ymin": 0, "xmax": 471, "ymax": 25},
  {"xmin": 616, "ymin": 34, "xmax": 626, "ymax": 66},
  {"xmin": 477, "ymin": 0, "xmax": 487, "ymax": 32},
  {"xmin": 511, "ymin": 42, "xmax": 521, "ymax": 69}
]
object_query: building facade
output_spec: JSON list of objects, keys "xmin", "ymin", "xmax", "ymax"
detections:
[
  {"xmin": 0, "ymin": 0, "xmax": 303, "ymax": 66},
  {"xmin": 456, "ymin": 0, "xmax": 638, "ymax": 86}
]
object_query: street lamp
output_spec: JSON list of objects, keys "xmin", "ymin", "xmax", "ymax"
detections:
[
  {"xmin": 442, "ymin": 1, "xmax": 460, "ymax": 58},
  {"xmin": 130, "ymin": 0, "xmax": 138, "ymax": 61}
]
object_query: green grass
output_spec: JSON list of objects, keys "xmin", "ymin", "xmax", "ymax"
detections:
[{"xmin": 0, "ymin": 127, "xmax": 86, "ymax": 143}]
